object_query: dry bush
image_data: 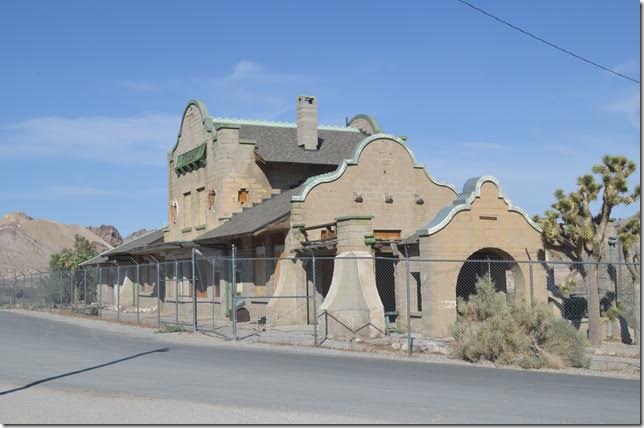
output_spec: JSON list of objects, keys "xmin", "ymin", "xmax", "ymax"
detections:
[{"xmin": 450, "ymin": 275, "xmax": 590, "ymax": 369}]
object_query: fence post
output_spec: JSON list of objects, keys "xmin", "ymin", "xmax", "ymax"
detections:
[
  {"xmin": 136, "ymin": 262, "xmax": 140, "ymax": 324},
  {"xmin": 12, "ymin": 274, "xmax": 17, "ymax": 309},
  {"xmin": 232, "ymin": 244, "xmax": 237, "ymax": 341},
  {"xmin": 116, "ymin": 265, "xmax": 120, "ymax": 321},
  {"xmin": 83, "ymin": 268, "xmax": 87, "ymax": 311},
  {"xmin": 47, "ymin": 273, "xmax": 52, "ymax": 312},
  {"xmin": 175, "ymin": 260, "xmax": 179, "ymax": 326},
  {"xmin": 528, "ymin": 260, "xmax": 535, "ymax": 308},
  {"xmin": 98, "ymin": 266, "xmax": 102, "ymax": 319},
  {"xmin": 59, "ymin": 271, "xmax": 63, "ymax": 313},
  {"xmin": 312, "ymin": 255, "xmax": 318, "ymax": 346},
  {"xmin": 156, "ymin": 262, "xmax": 161, "ymax": 329},
  {"xmin": 405, "ymin": 256, "xmax": 412, "ymax": 357},
  {"xmin": 71, "ymin": 270, "xmax": 76, "ymax": 312},
  {"xmin": 192, "ymin": 248, "xmax": 197, "ymax": 334}
]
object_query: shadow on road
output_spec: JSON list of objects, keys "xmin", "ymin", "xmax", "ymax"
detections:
[{"xmin": 0, "ymin": 347, "xmax": 170, "ymax": 397}]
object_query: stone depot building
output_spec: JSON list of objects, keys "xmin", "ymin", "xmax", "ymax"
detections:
[{"xmin": 83, "ymin": 96, "xmax": 549, "ymax": 338}]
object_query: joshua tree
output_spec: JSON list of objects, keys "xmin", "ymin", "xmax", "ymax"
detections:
[
  {"xmin": 618, "ymin": 213, "xmax": 640, "ymax": 344},
  {"xmin": 534, "ymin": 155, "xmax": 639, "ymax": 346}
]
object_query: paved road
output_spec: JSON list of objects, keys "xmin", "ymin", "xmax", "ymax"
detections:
[{"xmin": 0, "ymin": 311, "xmax": 639, "ymax": 424}]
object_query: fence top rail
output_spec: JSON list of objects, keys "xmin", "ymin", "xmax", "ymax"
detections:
[{"xmin": 1, "ymin": 256, "xmax": 635, "ymax": 282}]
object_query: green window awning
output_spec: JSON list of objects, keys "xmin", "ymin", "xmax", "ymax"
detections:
[{"xmin": 175, "ymin": 143, "xmax": 207, "ymax": 175}]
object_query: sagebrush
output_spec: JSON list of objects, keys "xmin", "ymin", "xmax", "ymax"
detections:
[{"xmin": 450, "ymin": 275, "xmax": 590, "ymax": 369}]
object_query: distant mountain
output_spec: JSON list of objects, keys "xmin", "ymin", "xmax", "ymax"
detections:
[
  {"xmin": 88, "ymin": 224, "xmax": 123, "ymax": 247},
  {"xmin": 0, "ymin": 212, "xmax": 113, "ymax": 277},
  {"xmin": 124, "ymin": 228, "xmax": 154, "ymax": 243}
]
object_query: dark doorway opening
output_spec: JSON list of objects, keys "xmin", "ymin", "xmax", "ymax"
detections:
[
  {"xmin": 375, "ymin": 254, "xmax": 397, "ymax": 314},
  {"xmin": 456, "ymin": 249, "xmax": 514, "ymax": 307}
]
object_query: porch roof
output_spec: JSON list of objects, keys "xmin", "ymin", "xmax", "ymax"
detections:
[{"xmin": 194, "ymin": 186, "xmax": 302, "ymax": 243}]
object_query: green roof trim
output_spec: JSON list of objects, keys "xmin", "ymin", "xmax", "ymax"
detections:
[
  {"xmin": 171, "ymin": 99, "xmax": 216, "ymax": 154},
  {"xmin": 215, "ymin": 122, "xmax": 241, "ymax": 131},
  {"xmin": 181, "ymin": 226, "xmax": 193, "ymax": 233},
  {"xmin": 239, "ymin": 138, "xmax": 257, "ymax": 145},
  {"xmin": 335, "ymin": 215, "xmax": 374, "ymax": 222},
  {"xmin": 210, "ymin": 117, "xmax": 360, "ymax": 132},
  {"xmin": 292, "ymin": 134, "xmax": 458, "ymax": 202},
  {"xmin": 347, "ymin": 114, "xmax": 383, "ymax": 134},
  {"xmin": 195, "ymin": 224, "xmax": 207, "ymax": 231},
  {"xmin": 175, "ymin": 143, "xmax": 207, "ymax": 175}
]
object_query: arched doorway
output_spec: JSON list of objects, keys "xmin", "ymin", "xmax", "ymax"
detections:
[{"xmin": 456, "ymin": 248, "xmax": 523, "ymax": 308}]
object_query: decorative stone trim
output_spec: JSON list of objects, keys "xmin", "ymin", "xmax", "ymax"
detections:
[
  {"xmin": 181, "ymin": 226, "xmax": 193, "ymax": 233},
  {"xmin": 335, "ymin": 215, "xmax": 374, "ymax": 222},
  {"xmin": 194, "ymin": 224, "xmax": 207, "ymax": 231},
  {"xmin": 417, "ymin": 175, "xmax": 542, "ymax": 237}
]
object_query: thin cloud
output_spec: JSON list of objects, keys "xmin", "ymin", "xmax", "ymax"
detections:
[
  {"xmin": 0, "ymin": 113, "xmax": 178, "ymax": 166},
  {"xmin": 603, "ymin": 92, "xmax": 640, "ymax": 127},
  {"xmin": 214, "ymin": 61, "xmax": 313, "ymax": 86}
]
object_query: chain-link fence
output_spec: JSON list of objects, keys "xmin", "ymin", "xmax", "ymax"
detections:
[{"xmin": 0, "ymin": 253, "xmax": 639, "ymax": 373}]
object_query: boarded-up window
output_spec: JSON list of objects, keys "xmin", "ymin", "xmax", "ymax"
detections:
[
  {"xmin": 196, "ymin": 187, "xmax": 205, "ymax": 225},
  {"xmin": 238, "ymin": 188, "xmax": 249, "ymax": 205},
  {"xmin": 169, "ymin": 200, "xmax": 178, "ymax": 224},
  {"xmin": 374, "ymin": 230, "xmax": 401, "ymax": 240},
  {"xmin": 182, "ymin": 192, "xmax": 191, "ymax": 228},
  {"xmin": 320, "ymin": 228, "xmax": 336, "ymax": 240}
]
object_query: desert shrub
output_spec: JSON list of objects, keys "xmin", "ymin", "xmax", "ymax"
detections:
[{"xmin": 450, "ymin": 275, "xmax": 590, "ymax": 369}]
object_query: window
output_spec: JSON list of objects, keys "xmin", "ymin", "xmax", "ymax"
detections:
[
  {"xmin": 169, "ymin": 200, "xmax": 178, "ymax": 225},
  {"xmin": 196, "ymin": 187, "xmax": 205, "ymax": 226},
  {"xmin": 320, "ymin": 228, "xmax": 336, "ymax": 240},
  {"xmin": 374, "ymin": 230, "xmax": 401, "ymax": 241},
  {"xmin": 238, "ymin": 188, "xmax": 249, "ymax": 205},
  {"xmin": 182, "ymin": 192, "xmax": 191, "ymax": 228},
  {"xmin": 412, "ymin": 272, "xmax": 422, "ymax": 311}
]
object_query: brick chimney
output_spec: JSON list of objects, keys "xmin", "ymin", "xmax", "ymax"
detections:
[{"xmin": 296, "ymin": 95, "xmax": 318, "ymax": 150}]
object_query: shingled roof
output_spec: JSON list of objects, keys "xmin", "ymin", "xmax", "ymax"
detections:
[
  {"xmin": 195, "ymin": 186, "xmax": 302, "ymax": 243},
  {"xmin": 100, "ymin": 229, "xmax": 166, "ymax": 257},
  {"xmin": 213, "ymin": 119, "xmax": 367, "ymax": 165}
]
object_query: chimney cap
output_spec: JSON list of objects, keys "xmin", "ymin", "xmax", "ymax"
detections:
[{"xmin": 298, "ymin": 95, "xmax": 316, "ymax": 104}]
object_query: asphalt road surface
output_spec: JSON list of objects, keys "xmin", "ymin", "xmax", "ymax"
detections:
[{"xmin": 0, "ymin": 311, "xmax": 640, "ymax": 424}]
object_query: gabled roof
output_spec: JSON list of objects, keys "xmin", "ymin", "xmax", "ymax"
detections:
[
  {"xmin": 100, "ymin": 229, "xmax": 166, "ymax": 257},
  {"xmin": 195, "ymin": 186, "xmax": 302, "ymax": 242},
  {"xmin": 234, "ymin": 123, "xmax": 366, "ymax": 166}
]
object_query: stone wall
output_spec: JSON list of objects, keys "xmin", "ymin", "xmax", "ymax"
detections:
[
  {"xmin": 296, "ymin": 137, "xmax": 457, "ymax": 238},
  {"xmin": 419, "ymin": 180, "xmax": 547, "ymax": 337}
]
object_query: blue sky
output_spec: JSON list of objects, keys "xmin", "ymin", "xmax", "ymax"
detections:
[{"xmin": 0, "ymin": 0, "xmax": 639, "ymax": 235}]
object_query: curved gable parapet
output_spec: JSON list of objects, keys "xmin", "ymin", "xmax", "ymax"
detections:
[
  {"xmin": 291, "ymin": 133, "xmax": 457, "ymax": 202},
  {"xmin": 417, "ymin": 175, "xmax": 542, "ymax": 236},
  {"xmin": 347, "ymin": 114, "xmax": 383, "ymax": 135},
  {"xmin": 171, "ymin": 99, "xmax": 217, "ymax": 153}
]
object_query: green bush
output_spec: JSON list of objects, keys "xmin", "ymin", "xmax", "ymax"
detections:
[{"xmin": 450, "ymin": 275, "xmax": 590, "ymax": 369}]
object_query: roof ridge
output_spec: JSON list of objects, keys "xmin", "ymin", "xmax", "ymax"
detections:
[{"xmin": 211, "ymin": 116, "xmax": 360, "ymax": 132}]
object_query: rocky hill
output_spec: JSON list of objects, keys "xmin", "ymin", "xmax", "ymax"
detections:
[
  {"xmin": 124, "ymin": 228, "xmax": 154, "ymax": 243},
  {"xmin": 88, "ymin": 225, "xmax": 123, "ymax": 247},
  {"xmin": 0, "ymin": 212, "xmax": 114, "ymax": 277}
]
